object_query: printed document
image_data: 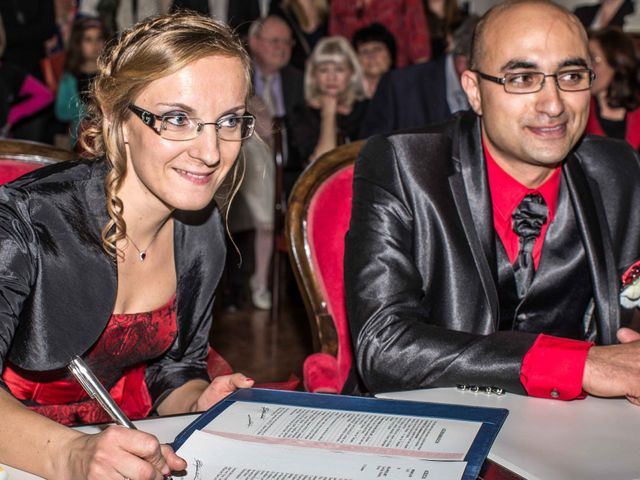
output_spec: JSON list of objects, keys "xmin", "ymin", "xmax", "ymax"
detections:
[{"xmin": 176, "ymin": 401, "xmax": 482, "ymax": 479}]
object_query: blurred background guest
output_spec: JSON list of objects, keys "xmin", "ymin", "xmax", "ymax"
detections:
[
  {"xmin": 227, "ymin": 97, "xmax": 276, "ymax": 311},
  {"xmin": 270, "ymin": 0, "xmax": 329, "ymax": 71},
  {"xmin": 574, "ymin": 0, "xmax": 635, "ymax": 30},
  {"xmin": 54, "ymin": 0, "xmax": 78, "ymax": 48},
  {"xmin": 220, "ymin": 15, "xmax": 303, "ymax": 312},
  {"xmin": 0, "ymin": 0, "xmax": 57, "ymax": 143},
  {"xmin": 117, "ymin": 0, "xmax": 172, "ymax": 32},
  {"xmin": 77, "ymin": 0, "xmax": 171, "ymax": 36},
  {"xmin": 586, "ymin": 27, "xmax": 640, "ymax": 150},
  {"xmin": 0, "ymin": 14, "xmax": 54, "ymax": 139},
  {"xmin": 329, "ymin": 0, "xmax": 431, "ymax": 68},
  {"xmin": 290, "ymin": 36, "xmax": 367, "ymax": 165},
  {"xmin": 0, "ymin": 0, "xmax": 57, "ymax": 81},
  {"xmin": 352, "ymin": 23, "xmax": 396, "ymax": 99},
  {"xmin": 247, "ymin": 15, "xmax": 303, "ymax": 192},
  {"xmin": 360, "ymin": 14, "xmax": 478, "ymax": 138},
  {"xmin": 423, "ymin": 0, "xmax": 467, "ymax": 58},
  {"xmin": 171, "ymin": 0, "xmax": 261, "ymax": 39},
  {"xmin": 55, "ymin": 17, "xmax": 107, "ymax": 148}
]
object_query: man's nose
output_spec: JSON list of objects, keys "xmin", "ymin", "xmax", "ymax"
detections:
[{"xmin": 535, "ymin": 77, "xmax": 566, "ymax": 117}]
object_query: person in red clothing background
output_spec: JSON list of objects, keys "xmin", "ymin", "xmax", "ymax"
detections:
[
  {"xmin": 585, "ymin": 27, "xmax": 640, "ymax": 151},
  {"xmin": 329, "ymin": 0, "xmax": 431, "ymax": 68},
  {"xmin": 345, "ymin": 0, "xmax": 640, "ymax": 404}
]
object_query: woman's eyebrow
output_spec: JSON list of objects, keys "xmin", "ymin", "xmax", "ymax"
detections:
[
  {"xmin": 218, "ymin": 105, "xmax": 247, "ymax": 116},
  {"xmin": 155, "ymin": 103, "xmax": 246, "ymax": 117},
  {"xmin": 156, "ymin": 102, "xmax": 196, "ymax": 114}
]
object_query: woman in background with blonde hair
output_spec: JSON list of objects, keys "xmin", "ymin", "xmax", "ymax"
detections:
[
  {"xmin": 270, "ymin": 0, "xmax": 329, "ymax": 70},
  {"xmin": 0, "ymin": 12, "xmax": 255, "ymax": 478},
  {"xmin": 291, "ymin": 36, "xmax": 368, "ymax": 164}
]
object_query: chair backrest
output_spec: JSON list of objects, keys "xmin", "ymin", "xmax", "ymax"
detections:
[
  {"xmin": 286, "ymin": 141, "xmax": 364, "ymax": 391},
  {"xmin": 0, "ymin": 139, "xmax": 75, "ymax": 184}
]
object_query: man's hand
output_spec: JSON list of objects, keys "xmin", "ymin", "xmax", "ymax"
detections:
[{"xmin": 582, "ymin": 328, "xmax": 640, "ymax": 405}]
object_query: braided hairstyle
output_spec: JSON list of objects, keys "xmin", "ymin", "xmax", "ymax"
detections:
[{"xmin": 79, "ymin": 12, "xmax": 252, "ymax": 257}]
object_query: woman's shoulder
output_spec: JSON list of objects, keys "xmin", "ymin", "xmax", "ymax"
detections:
[{"xmin": 1, "ymin": 158, "xmax": 107, "ymax": 202}]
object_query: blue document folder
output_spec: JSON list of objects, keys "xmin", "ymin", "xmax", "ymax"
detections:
[{"xmin": 172, "ymin": 388, "xmax": 508, "ymax": 480}]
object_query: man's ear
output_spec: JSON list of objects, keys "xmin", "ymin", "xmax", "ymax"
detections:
[{"xmin": 461, "ymin": 70, "xmax": 483, "ymax": 116}]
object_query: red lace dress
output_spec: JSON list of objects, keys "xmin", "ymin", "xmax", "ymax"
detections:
[{"xmin": 1, "ymin": 295, "xmax": 177, "ymax": 426}]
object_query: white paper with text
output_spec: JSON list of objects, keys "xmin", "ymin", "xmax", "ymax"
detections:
[
  {"xmin": 176, "ymin": 430, "xmax": 468, "ymax": 480},
  {"xmin": 199, "ymin": 402, "xmax": 480, "ymax": 461}
]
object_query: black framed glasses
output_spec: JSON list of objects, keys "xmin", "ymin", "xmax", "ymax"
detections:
[
  {"xmin": 257, "ymin": 35, "xmax": 296, "ymax": 48},
  {"xmin": 128, "ymin": 105, "xmax": 256, "ymax": 142},
  {"xmin": 471, "ymin": 68, "xmax": 595, "ymax": 94}
]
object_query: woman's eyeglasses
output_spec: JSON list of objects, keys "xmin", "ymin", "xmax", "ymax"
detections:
[{"xmin": 128, "ymin": 105, "xmax": 256, "ymax": 142}]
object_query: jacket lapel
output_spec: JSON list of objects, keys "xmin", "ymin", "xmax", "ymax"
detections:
[
  {"xmin": 563, "ymin": 154, "xmax": 619, "ymax": 344},
  {"xmin": 448, "ymin": 114, "xmax": 500, "ymax": 327}
]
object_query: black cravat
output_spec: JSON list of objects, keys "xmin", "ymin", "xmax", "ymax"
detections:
[{"xmin": 512, "ymin": 193, "xmax": 548, "ymax": 299}]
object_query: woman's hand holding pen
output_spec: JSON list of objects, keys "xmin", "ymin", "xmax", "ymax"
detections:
[{"xmin": 62, "ymin": 426, "xmax": 186, "ymax": 480}]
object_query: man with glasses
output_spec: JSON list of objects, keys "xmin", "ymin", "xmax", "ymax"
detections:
[
  {"xmin": 248, "ymin": 16, "xmax": 303, "ymax": 121},
  {"xmin": 345, "ymin": 0, "xmax": 640, "ymax": 404}
]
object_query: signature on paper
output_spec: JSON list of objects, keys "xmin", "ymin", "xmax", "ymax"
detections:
[{"xmin": 192, "ymin": 459, "xmax": 203, "ymax": 480}]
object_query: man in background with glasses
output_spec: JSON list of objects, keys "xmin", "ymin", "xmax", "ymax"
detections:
[{"xmin": 345, "ymin": 0, "xmax": 640, "ymax": 404}]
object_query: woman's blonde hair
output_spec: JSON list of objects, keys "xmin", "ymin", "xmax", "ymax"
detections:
[
  {"xmin": 79, "ymin": 12, "xmax": 252, "ymax": 257},
  {"xmin": 281, "ymin": 0, "xmax": 328, "ymax": 31},
  {"xmin": 304, "ymin": 36, "xmax": 366, "ymax": 107}
]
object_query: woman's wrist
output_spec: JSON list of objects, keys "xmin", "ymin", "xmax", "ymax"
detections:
[{"xmin": 49, "ymin": 429, "xmax": 87, "ymax": 480}]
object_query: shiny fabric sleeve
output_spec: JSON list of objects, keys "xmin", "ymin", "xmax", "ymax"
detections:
[
  {"xmin": 144, "ymin": 315, "xmax": 212, "ymax": 410},
  {"xmin": 0, "ymin": 189, "xmax": 37, "ymax": 376},
  {"xmin": 144, "ymin": 210, "xmax": 226, "ymax": 409},
  {"xmin": 344, "ymin": 135, "xmax": 536, "ymax": 395}
]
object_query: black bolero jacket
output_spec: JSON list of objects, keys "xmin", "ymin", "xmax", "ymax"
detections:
[
  {"xmin": 345, "ymin": 111, "xmax": 640, "ymax": 395},
  {"xmin": 0, "ymin": 159, "xmax": 226, "ymax": 405}
]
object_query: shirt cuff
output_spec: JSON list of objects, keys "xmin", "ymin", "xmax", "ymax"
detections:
[{"xmin": 520, "ymin": 334, "xmax": 593, "ymax": 400}]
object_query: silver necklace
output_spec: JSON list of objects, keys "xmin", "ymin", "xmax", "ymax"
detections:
[{"xmin": 124, "ymin": 219, "xmax": 169, "ymax": 262}]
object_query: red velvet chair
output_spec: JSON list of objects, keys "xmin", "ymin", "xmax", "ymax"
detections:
[
  {"xmin": 286, "ymin": 141, "xmax": 364, "ymax": 393},
  {"xmin": 0, "ymin": 139, "xmax": 75, "ymax": 184}
]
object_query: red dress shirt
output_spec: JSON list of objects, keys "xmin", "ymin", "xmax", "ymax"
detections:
[
  {"xmin": 485, "ymin": 145, "xmax": 592, "ymax": 400},
  {"xmin": 328, "ymin": 0, "xmax": 431, "ymax": 68}
]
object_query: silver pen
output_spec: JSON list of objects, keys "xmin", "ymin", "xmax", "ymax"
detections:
[{"xmin": 67, "ymin": 355, "xmax": 137, "ymax": 429}]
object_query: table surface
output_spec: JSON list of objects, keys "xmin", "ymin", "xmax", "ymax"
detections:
[
  {"xmin": 378, "ymin": 389, "xmax": 640, "ymax": 480},
  {"xmin": 4, "ymin": 390, "xmax": 640, "ymax": 480}
]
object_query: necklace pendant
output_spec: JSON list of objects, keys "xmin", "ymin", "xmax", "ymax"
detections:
[{"xmin": 139, "ymin": 251, "xmax": 147, "ymax": 262}]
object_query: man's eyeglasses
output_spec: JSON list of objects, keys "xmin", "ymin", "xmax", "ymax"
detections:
[
  {"xmin": 471, "ymin": 68, "xmax": 595, "ymax": 94},
  {"xmin": 258, "ymin": 36, "xmax": 295, "ymax": 48},
  {"xmin": 128, "ymin": 105, "xmax": 256, "ymax": 142}
]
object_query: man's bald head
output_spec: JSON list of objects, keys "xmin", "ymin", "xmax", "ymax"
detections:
[{"xmin": 469, "ymin": 0, "xmax": 588, "ymax": 70}]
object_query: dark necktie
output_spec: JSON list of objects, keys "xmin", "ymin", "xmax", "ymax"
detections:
[{"xmin": 512, "ymin": 193, "xmax": 548, "ymax": 299}]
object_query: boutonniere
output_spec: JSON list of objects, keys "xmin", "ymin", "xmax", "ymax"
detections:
[{"xmin": 620, "ymin": 261, "xmax": 640, "ymax": 309}]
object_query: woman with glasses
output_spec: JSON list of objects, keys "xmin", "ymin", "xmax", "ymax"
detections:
[
  {"xmin": 585, "ymin": 27, "xmax": 640, "ymax": 151},
  {"xmin": 0, "ymin": 12, "xmax": 255, "ymax": 479}
]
